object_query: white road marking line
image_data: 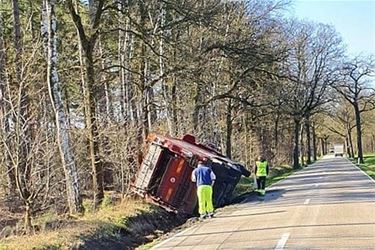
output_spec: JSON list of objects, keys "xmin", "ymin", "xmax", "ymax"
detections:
[
  {"xmin": 315, "ymin": 184, "xmax": 319, "ymax": 187},
  {"xmin": 275, "ymin": 233, "xmax": 290, "ymax": 250},
  {"xmin": 304, "ymin": 199, "xmax": 310, "ymax": 205},
  {"xmin": 350, "ymin": 160, "xmax": 375, "ymax": 184}
]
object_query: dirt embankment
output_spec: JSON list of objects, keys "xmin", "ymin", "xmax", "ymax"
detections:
[
  {"xmin": 0, "ymin": 191, "xmax": 255, "ymax": 249},
  {"xmin": 0, "ymin": 205, "xmax": 191, "ymax": 250},
  {"xmin": 73, "ymin": 208, "xmax": 189, "ymax": 250}
]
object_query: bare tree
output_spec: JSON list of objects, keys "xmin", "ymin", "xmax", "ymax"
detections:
[
  {"xmin": 277, "ymin": 21, "xmax": 343, "ymax": 168},
  {"xmin": 324, "ymin": 101, "xmax": 356, "ymax": 158},
  {"xmin": 9, "ymin": 0, "xmax": 37, "ymax": 233},
  {"xmin": 42, "ymin": 0, "xmax": 84, "ymax": 215},
  {"xmin": 334, "ymin": 55, "xmax": 375, "ymax": 164},
  {"xmin": 0, "ymin": 2, "xmax": 17, "ymax": 194},
  {"xmin": 67, "ymin": 0, "xmax": 105, "ymax": 208},
  {"xmin": 12, "ymin": 0, "xmax": 33, "ymax": 198}
]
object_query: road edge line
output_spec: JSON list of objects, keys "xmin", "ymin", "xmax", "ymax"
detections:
[
  {"xmin": 150, "ymin": 225, "xmax": 197, "ymax": 249},
  {"xmin": 348, "ymin": 158, "xmax": 375, "ymax": 184}
]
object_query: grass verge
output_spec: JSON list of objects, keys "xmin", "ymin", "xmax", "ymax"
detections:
[
  {"xmin": 0, "ymin": 198, "xmax": 187, "ymax": 250},
  {"xmin": 232, "ymin": 164, "xmax": 296, "ymax": 198},
  {"xmin": 0, "ymin": 199, "xmax": 146, "ymax": 249},
  {"xmin": 356, "ymin": 154, "xmax": 375, "ymax": 180}
]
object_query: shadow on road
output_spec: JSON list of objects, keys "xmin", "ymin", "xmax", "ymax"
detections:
[
  {"xmin": 179, "ymin": 221, "xmax": 375, "ymax": 238},
  {"xmin": 239, "ymin": 157, "xmax": 375, "ymax": 206},
  {"xmin": 216, "ymin": 209, "xmax": 286, "ymax": 219}
]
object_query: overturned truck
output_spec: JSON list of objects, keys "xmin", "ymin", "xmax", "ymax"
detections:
[{"xmin": 132, "ymin": 134, "xmax": 250, "ymax": 214}]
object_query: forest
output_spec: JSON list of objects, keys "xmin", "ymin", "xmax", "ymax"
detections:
[{"xmin": 0, "ymin": 0, "xmax": 375, "ymax": 244}]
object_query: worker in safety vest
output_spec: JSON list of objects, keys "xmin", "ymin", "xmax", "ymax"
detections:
[
  {"xmin": 191, "ymin": 158, "xmax": 216, "ymax": 219},
  {"xmin": 254, "ymin": 157, "xmax": 269, "ymax": 196}
]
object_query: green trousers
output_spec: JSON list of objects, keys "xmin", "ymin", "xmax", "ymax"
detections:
[{"xmin": 197, "ymin": 185, "xmax": 214, "ymax": 215}]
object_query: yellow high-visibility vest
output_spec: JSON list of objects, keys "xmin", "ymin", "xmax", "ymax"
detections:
[{"xmin": 256, "ymin": 161, "xmax": 268, "ymax": 177}]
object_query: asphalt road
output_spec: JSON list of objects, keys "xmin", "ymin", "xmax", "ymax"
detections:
[{"xmin": 152, "ymin": 156, "xmax": 375, "ymax": 249}]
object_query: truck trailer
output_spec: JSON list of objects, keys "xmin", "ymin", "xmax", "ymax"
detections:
[
  {"xmin": 132, "ymin": 134, "xmax": 250, "ymax": 214},
  {"xmin": 334, "ymin": 144, "xmax": 344, "ymax": 157}
]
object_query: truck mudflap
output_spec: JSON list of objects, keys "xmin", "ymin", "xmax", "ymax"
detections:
[{"xmin": 132, "ymin": 134, "xmax": 249, "ymax": 214}]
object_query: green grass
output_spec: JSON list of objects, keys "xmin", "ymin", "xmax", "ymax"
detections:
[
  {"xmin": 232, "ymin": 164, "xmax": 297, "ymax": 197},
  {"xmin": 137, "ymin": 239, "xmax": 160, "ymax": 250},
  {"xmin": 232, "ymin": 176, "xmax": 253, "ymax": 197},
  {"xmin": 267, "ymin": 169, "xmax": 294, "ymax": 187},
  {"xmin": 357, "ymin": 154, "xmax": 375, "ymax": 180}
]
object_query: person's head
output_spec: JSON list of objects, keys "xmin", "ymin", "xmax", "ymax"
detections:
[
  {"xmin": 197, "ymin": 157, "xmax": 209, "ymax": 167},
  {"xmin": 197, "ymin": 159, "xmax": 204, "ymax": 167}
]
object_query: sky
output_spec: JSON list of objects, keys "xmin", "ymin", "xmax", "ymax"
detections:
[{"xmin": 289, "ymin": 0, "xmax": 375, "ymax": 56}]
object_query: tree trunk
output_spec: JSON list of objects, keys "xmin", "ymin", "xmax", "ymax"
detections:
[
  {"xmin": 138, "ymin": 1, "xmax": 150, "ymax": 139},
  {"xmin": 0, "ymin": 9, "xmax": 17, "ymax": 194},
  {"xmin": 274, "ymin": 110, "xmax": 280, "ymax": 151},
  {"xmin": 324, "ymin": 138, "xmax": 329, "ymax": 155},
  {"xmin": 293, "ymin": 118, "xmax": 300, "ymax": 169},
  {"xmin": 24, "ymin": 202, "xmax": 32, "ymax": 234},
  {"xmin": 345, "ymin": 136, "xmax": 351, "ymax": 158},
  {"xmin": 244, "ymin": 113, "xmax": 250, "ymax": 168},
  {"xmin": 84, "ymin": 48, "xmax": 104, "ymax": 208},
  {"xmin": 128, "ymin": 38, "xmax": 136, "ymax": 124},
  {"xmin": 98, "ymin": 37, "xmax": 112, "ymax": 121},
  {"xmin": 141, "ymin": 85, "xmax": 149, "ymax": 139},
  {"xmin": 348, "ymin": 129, "xmax": 354, "ymax": 158},
  {"xmin": 170, "ymin": 29, "xmax": 180, "ymax": 136},
  {"xmin": 43, "ymin": 0, "xmax": 84, "ymax": 215},
  {"xmin": 192, "ymin": 22, "xmax": 204, "ymax": 134},
  {"xmin": 118, "ymin": 6, "xmax": 136, "ymax": 124},
  {"xmin": 67, "ymin": 0, "xmax": 105, "ymax": 208},
  {"xmin": 118, "ymin": 0, "xmax": 127, "ymax": 121},
  {"xmin": 354, "ymin": 104, "xmax": 364, "ymax": 164},
  {"xmin": 12, "ymin": 0, "xmax": 22, "ymax": 82},
  {"xmin": 171, "ymin": 77, "xmax": 178, "ymax": 136},
  {"xmin": 312, "ymin": 122, "xmax": 317, "ymax": 161},
  {"xmin": 225, "ymin": 99, "xmax": 232, "ymax": 158},
  {"xmin": 73, "ymin": 0, "xmax": 86, "ymax": 118},
  {"xmin": 300, "ymin": 122, "xmax": 305, "ymax": 167},
  {"xmin": 192, "ymin": 83, "xmax": 201, "ymax": 131},
  {"xmin": 305, "ymin": 117, "xmax": 312, "ymax": 164},
  {"xmin": 159, "ymin": 2, "xmax": 173, "ymax": 135}
]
